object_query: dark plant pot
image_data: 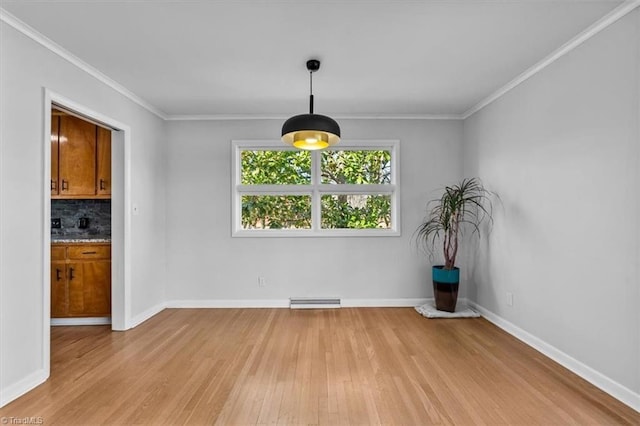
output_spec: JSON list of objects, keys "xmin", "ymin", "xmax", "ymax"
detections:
[{"xmin": 432, "ymin": 266, "xmax": 460, "ymax": 312}]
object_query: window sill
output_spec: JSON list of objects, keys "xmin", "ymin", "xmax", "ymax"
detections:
[{"xmin": 232, "ymin": 228, "xmax": 401, "ymax": 238}]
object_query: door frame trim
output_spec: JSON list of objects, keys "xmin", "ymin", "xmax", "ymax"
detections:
[{"xmin": 43, "ymin": 89, "xmax": 132, "ymax": 376}]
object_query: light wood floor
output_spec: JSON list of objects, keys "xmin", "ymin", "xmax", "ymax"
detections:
[{"xmin": 1, "ymin": 308, "xmax": 638, "ymax": 425}]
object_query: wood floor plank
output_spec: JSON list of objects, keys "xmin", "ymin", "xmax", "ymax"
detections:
[{"xmin": 0, "ymin": 308, "xmax": 638, "ymax": 425}]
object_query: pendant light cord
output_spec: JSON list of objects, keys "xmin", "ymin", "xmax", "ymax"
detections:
[{"xmin": 309, "ymin": 70, "xmax": 314, "ymax": 114}]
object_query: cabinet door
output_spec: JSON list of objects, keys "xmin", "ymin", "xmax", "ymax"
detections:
[
  {"xmin": 51, "ymin": 115, "xmax": 60, "ymax": 195},
  {"xmin": 68, "ymin": 260, "xmax": 111, "ymax": 316},
  {"xmin": 67, "ymin": 261, "xmax": 84, "ymax": 315},
  {"xmin": 51, "ymin": 261, "xmax": 67, "ymax": 317},
  {"xmin": 59, "ymin": 115, "xmax": 97, "ymax": 196},
  {"xmin": 82, "ymin": 260, "xmax": 111, "ymax": 316},
  {"xmin": 96, "ymin": 127, "xmax": 111, "ymax": 196}
]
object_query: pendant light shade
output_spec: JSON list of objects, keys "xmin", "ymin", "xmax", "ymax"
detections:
[
  {"xmin": 282, "ymin": 59, "xmax": 340, "ymax": 150},
  {"xmin": 281, "ymin": 114, "xmax": 340, "ymax": 150}
]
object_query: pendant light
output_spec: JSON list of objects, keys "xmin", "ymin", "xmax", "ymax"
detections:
[{"xmin": 281, "ymin": 59, "xmax": 341, "ymax": 150}]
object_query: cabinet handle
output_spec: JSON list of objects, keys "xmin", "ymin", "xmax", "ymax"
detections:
[
  {"xmin": 99, "ymin": 179, "xmax": 106, "ymax": 190},
  {"xmin": 82, "ymin": 251, "xmax": 97, "ymax": 255},
  {"xmin": 56, "ymin": 268, "xmax": 62, "ymax": 281},
  {"xmin": 69, "ymin": 267, "xmax": 74, "ymax": 281},
  {"xmin": 51, "ymin": 180, "xmax": 56, "ymax": 191},
  {"xmin": 61, "ymin": 180, "xmax": 68, "ymax": 191}
]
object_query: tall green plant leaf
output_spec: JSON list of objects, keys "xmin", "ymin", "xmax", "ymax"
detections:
[{"xmin": 415, "ymin": 178, "xmax": 493, "ymax": 269}]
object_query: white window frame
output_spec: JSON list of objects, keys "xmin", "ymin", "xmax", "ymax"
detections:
[{"xmin": 232, "ymin": 139, "xmax": 400, "ymax": 237}]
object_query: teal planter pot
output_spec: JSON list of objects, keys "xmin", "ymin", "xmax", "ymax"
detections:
[{"xmin": 432, "ymin": 266, "xmax": 460, "ymax": 312}]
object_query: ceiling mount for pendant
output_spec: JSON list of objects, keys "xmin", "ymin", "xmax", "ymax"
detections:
[
  {"xmin": 281, "ymin": 59, "xmax": 341, "ymax": 151},
  {"xmin": 306, "ymin": 59, "xmax": 320, "ymax": 73}
]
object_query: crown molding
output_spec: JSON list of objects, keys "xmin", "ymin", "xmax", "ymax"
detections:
[
  {"xmin": 462, "ymin": 0, "xmax": 640, "ymax": 119},
  {"xmin": 166, "ymin": 114, "xmax": 289, "ymax": 121},
  {"xmin": 0, "ymin": 8, "xmax": 168, "ymax": 120},
  {"xmin": 3, "ymin": 1, "xmax": 637, "ymax": 123},
  {"xmin": 165, "ymin": 113, "xmax": 463, "ymax": 121},
  {"xmin": 0, "ymin": 6, "xmax": 460, "ymax": 123}
]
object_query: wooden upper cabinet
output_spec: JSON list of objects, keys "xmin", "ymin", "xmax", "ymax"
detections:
[
  {"xmin": 51, "ymin": 108, "xmax": 111, "ymax": 199},
  {"xmin": 97, "ymin": 126, "xmax": 111, "ymax": 196},
  {"xmin": 58, "ymin": 115, "xmax": 97, "ymax": 196},
  {"xmin": 51, "ymin": 115, "xmax": 60, "ymax": 196}
]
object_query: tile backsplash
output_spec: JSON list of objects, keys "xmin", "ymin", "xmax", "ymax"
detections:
[{"xmin": 51, "ymin": 199, "xmax": 111, "ymax": 239}]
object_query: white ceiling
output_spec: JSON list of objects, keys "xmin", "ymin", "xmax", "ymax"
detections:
[{"xmin": 1, "ymin": 0, "xmax": 623, "ymax": 117}]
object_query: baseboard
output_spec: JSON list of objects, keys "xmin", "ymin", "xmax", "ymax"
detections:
[
  {"xmin": 129, "ymin": 302, "xmax": 167, "ymax": 328},
  {"xmin": 467, "ymin": 300, "xmax": 640, "ymax": 413},
  {"xmin": 51, "ymin": 317, "xmax": 111, "ymax": 326},
  {"xmin": 0, "ymin": 369, "xmax": 48, "ymax": 408},
  {"xmin": 166, "ymin": 299, "xmax": 290, "ymax": 308},
  {"xmin": 166, "ymin": 298, "xmax": 431, "ymax": 309},
  {"xmin": 113, "ymin": 298, "xmax": 434, "ymax": 327},
  {"xmin": 341, "ymin": 298, "xmax": 430, "ymax": 307}
]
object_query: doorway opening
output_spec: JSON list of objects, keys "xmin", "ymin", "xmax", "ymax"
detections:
[
  {"xmin": 50, "ymin": 106, "xmax": 113, "ymax": 325},
  {"xmin": 42, "ymin": 89, "xmax": 131, "ymax": 377}
]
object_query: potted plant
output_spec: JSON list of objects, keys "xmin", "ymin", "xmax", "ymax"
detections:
[{"xmin": 415, "ymin": 178, "xmax": 493, "ymax": 312}]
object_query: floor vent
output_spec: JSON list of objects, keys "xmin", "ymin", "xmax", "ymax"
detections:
[{"xmin": 289, "ymin": 297, "xmax": 341, "ymax": 309}]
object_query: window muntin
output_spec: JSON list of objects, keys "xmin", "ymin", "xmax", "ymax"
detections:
[{"xmin": 233, "ymin": 140, "xmax": 399, "ymax": 237}]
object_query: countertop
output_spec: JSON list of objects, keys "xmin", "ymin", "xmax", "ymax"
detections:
[{"xmin": 52, "ymin": 238, "xmax": 111, "ymax": 244}]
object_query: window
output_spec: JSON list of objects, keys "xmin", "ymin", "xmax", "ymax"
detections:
[{"xmin": 232, "ymin": 140, "xmax": 400, "ymax": 237}]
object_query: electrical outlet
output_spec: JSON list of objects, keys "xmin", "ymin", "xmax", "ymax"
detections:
[
  {"xmin": 506, "ymin": 292, "xmax": 514, "ymax": 307},
  {"xmin": 51, "ymin": 218, "xmax": 61, "ymax": 229},
  {"xmin": 78, "ymin": 217, "xmax": 89, "ymax": 229},
  {"xmin": 258, "ymin": 276, "xmax": 266, "ymax": 287}
]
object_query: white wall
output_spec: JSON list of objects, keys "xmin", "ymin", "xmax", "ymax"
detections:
[
  {"xmin": 463, "ymin": 9, "xmax": 639, "ymax": 397},
  {"xmin": 165, "ymin": 119, "xmax": 463, "ymax": 303},
  {"xmin": 4, "ymin": 1, "xmax": 636, "ymax": 412},
  {"xmin": 0, "ymin": 22, "xmax": 167, "ymax": 402}
]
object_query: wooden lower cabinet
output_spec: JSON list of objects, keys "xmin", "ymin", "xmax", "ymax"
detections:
[
  {"xmin": 68, "ymin": 260, "xmax": 111, "ymax": 316},
  {"xmin": 51, "ymin": 260, "xmax": 67, "ymax": 317},
  {"xmin": 51, "ymin": 243, "xmax": 111, "ymax": 318}
]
